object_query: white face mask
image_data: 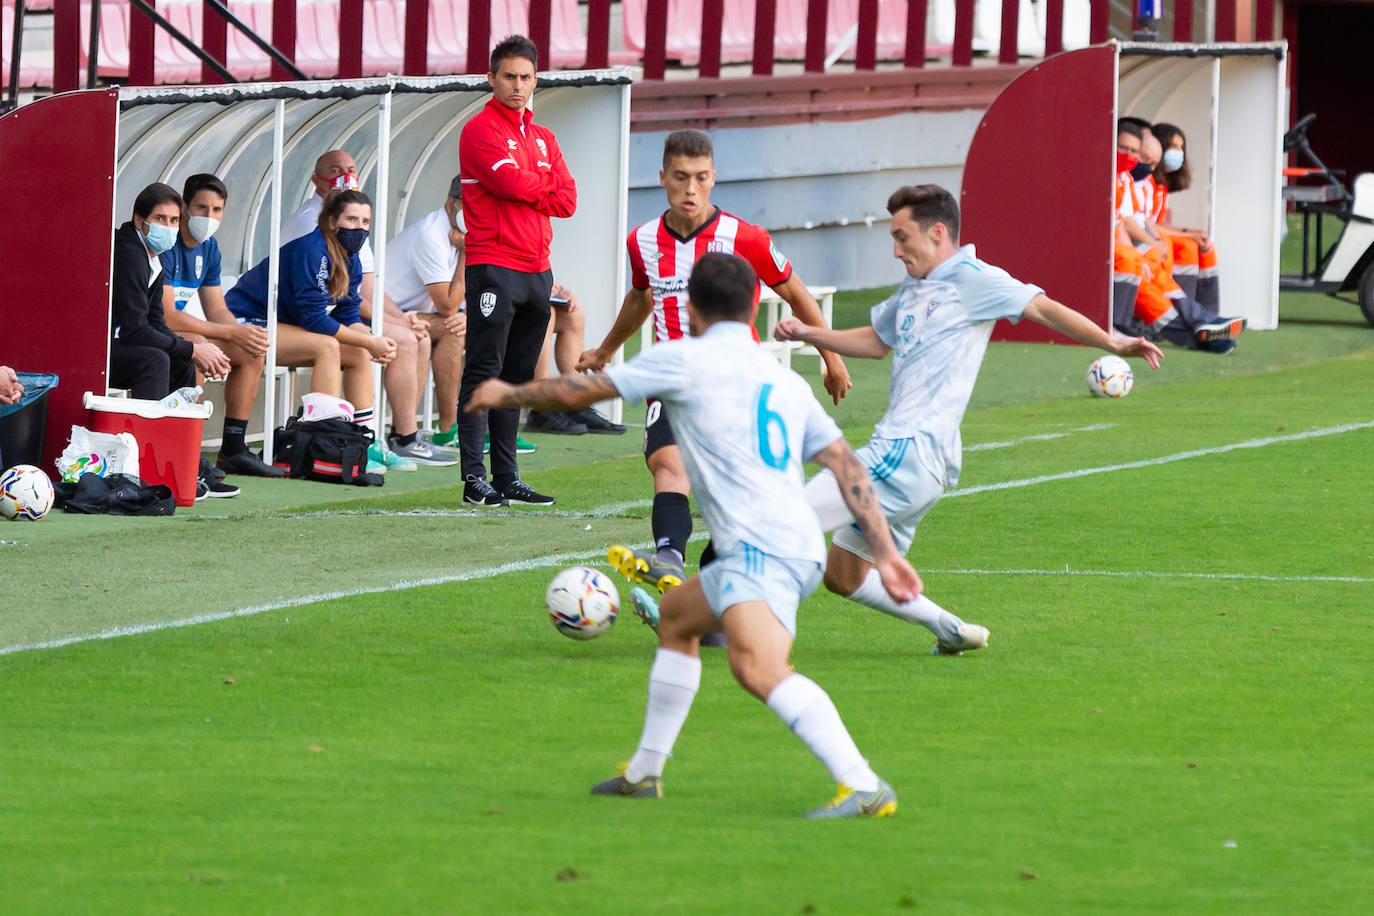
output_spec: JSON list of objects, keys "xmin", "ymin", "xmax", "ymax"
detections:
[
  {"xmin": 453, "ymin": 209, "xmax": 466, "ymax": 233},
  {"xmin": 187, "ymin": 216, "xmax": 220, "ymax": 243},
  {"xmin": 1162, "ymin": 148, "xmax": 1185, "ymax": 173}
]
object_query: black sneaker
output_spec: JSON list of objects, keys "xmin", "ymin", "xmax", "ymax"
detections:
[
  {"xmin": 525, "ymin": 410, "xmax": 587, "ymax": 435},
  {"xmin": 496, "ymin": 477, "xmax": 556, "ymax": 506},
  {"xmin": 217, "ymin": 449, "xmax": 289, "ymax": 478},
  {"xmin": 197, "ymin": 458, "xmax": 241, "ymax": 498},
  {"xmin": 1203, "ymin": 337, "xmax": 1239, "ymax": 355},
  {"xmin": 463, "ymin": 475, "xmax": 509, "ymax": 508},
  {"xmin": 569, "ymin": 406, "xmax": 627, "ymax": 435}
]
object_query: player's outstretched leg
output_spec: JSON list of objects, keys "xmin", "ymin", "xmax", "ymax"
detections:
[
  {"xmin": 628, "ymin": 585, "xmax": 661, "ymax": 630},
  {"xmin": 804, "ymin": 780, "xmax": 899, "ymax": 819}
]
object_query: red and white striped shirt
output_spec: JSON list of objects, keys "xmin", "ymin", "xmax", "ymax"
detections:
[{"xmin": 627, "ymin": 207, "xmax": 791, "ymax": 343}]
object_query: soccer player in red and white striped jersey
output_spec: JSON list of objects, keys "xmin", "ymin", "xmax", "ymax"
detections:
[{"xmin": 578, "ymin": 129, "xmax": 851, "ymax": 600}]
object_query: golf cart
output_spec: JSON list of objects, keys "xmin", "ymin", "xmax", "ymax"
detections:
[{"xmin": 1279, "ymin": 113, "xmax": 1374, "ymax": 327}]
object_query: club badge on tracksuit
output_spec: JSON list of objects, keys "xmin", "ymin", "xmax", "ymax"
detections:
[{"xmin": 479, "ymin": 291, "xmax": 497, "ymax": 317}]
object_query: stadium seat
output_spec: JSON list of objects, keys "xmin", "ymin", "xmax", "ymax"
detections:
[
  {"xmin": 1036, "ymin": 0, "xmax": 1093, "ymax": 51},
  {"xmin": 545, "ymin": 0, "xmax": 586, "ymax": 69},
  {"xmin": 426, "ymin": 0, "xmax": 468, "ymax": 74},
  {"xmin": 294, "ymin": 0, "xmax": 341, "ymax": 78},
  {"xmin": 156, "ymin": 0, "xmax": 208, "ymax": 84},
  {"xmin": 361, "ymin": 0, "xmax": 404, "ymax": 75},
  {"xmin": 3, "ymin": 5, "xmax": 53, "ymax": 87}
]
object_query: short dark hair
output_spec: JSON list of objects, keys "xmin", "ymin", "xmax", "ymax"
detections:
[
  {"xmin": 1119, "ymin": 115, "xmax": 1151, "ymax": 134},
  {"xmin": 490, "ymin": 34, "xmax": 538, "ymax": 74},
  {"xmin": 663, "ymin": 129, "xmax": 714, "ymax": 169},
  {"xmin": 886, "ymin": 184, "xmax": 960, "ymax": 240},
  {"xmin": 448, "ymin": 175, "xmax": 463, "ymax": 199},
  {"xmin": 1117, "ymin": 119, "xmax": 1144, "ymax": 141},
  {"xmin": 181, "ymin": 173, "xmax": 228, "ymax": 206},
  {"xmin": 133, "ymin": 182, "xmax": 183, "ymax": 221},
  {"xmin": 688, "ymin": 253, "xmax": 756, "ymax": 323}
]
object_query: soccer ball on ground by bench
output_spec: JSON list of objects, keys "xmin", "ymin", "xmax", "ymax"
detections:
[{"xmin": 0, "ymin": 464, "xmax": 55, "ymax": 520}]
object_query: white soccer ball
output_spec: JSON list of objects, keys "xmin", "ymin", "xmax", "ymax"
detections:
[
  {"xmin": 545, "ymin": 566, "xmax": 620, "ymax": 640},
  {"xmin": 1087, "ymin": 355, "xmax": 1134, "ymax": 398},
  {"xmin": 0, "ymin": 464, "xmax": 56, "ymax": 521}
]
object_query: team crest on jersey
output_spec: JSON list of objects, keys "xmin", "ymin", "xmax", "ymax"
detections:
[
  {"xmin": 926, "ymin": 298, "xmax": 942, "ymax": 317},
  {"xmin": 707, "ymin": 240, "xmax": 727, "ymax": 253},
  {"xmin": 900, "ymin": 315, "xmax": 915, "ymax": 332},
  {"xmin": 507, "ymin": 139, "xmax": 518, "ymax": 149},
  {"xmin": 479, "ymin": 291, "xmax": 497, "ymax": 317},
  {"xmin": 769, "ymin": 242, "xmax": 787, "ymax": 272},
  {"xmin": 194, "ymin": 255, "xmax": 204, "ymax": 278},
  {"xmin": 535, "ymin": 138, "xmax": 547, "ymax": 155}
]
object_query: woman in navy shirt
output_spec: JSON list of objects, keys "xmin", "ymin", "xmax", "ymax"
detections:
[{"xmin": 227, "ymin": 190, "xmax": 396, "ymax": 415}]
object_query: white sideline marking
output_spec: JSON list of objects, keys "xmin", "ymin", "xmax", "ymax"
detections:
[
  {"xmin": 946, "ymin": 420, "xmax": 1374, "ymax": 498},
  {"xmin": 0, "ymin": 546, "xmax": 626, "ymax": 657},
  {"xmin": 964, "ymin": 423, "xmax": 1116, "ymax": 452},
  {"xmin": 285, "ymin": 499, "xmax": 652, "ymax": 521},
  {"xmin": 924, "ymin": 567, "xmax": 1374, "ymax": 584},
  {"xmin": 8, "ymin": 421, "xmax": 1370, "ymax": 657}
]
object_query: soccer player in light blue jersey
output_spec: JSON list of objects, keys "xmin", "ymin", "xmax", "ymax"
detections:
[
  {"xmin": 468, "ymin": 253, "xmax": 921, "ymax": 818},
  {"xmin": 776, "ymin": 184, "xmax": 1164, "ymax": 654}
]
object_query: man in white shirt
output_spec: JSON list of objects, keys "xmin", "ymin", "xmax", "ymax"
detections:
[
  {"xmin": 283, "ymin": 149, "xmax": 451, "ymax": 467},
  {"xmin": 468, "ymin": 252, "xmax": 920, "ymax": 819},
  {"xmin": 776, "ymin": 184, "xmax": 1164, "ymax": 654},
  {"xmin": 384, "ymin": 176, "xmax": 469, "ymax": 450}
]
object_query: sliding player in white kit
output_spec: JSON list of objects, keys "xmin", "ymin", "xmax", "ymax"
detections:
[
  {"xmin": 776, "ymin": 185, "xmax": 1163, "ymax": 654},
  {"xmin": 469, "ymin": 253, "xmax": 920, "ymax": 818}
]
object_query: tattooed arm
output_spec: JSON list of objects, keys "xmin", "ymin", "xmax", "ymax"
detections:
[
  {"xmin": 466, "ymin": 371, "xmax": 621, "ymax": 414},
  {"xmin": 810, "ymin": 438, "xmax": 923, "ymax": 603}
]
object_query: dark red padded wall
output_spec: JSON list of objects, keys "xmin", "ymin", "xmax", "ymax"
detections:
[
  {"xmin": 0, "ymin": 90, "xmax": 120, "ymax": 469},
  {"xmin": 961, "ymin": 46, "xmax": 1117, "ymax": 344}
]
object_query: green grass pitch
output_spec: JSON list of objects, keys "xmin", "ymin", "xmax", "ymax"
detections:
[{"xmin": 2, "ymin": 288, "xmax": 1372, "ymax": 913}]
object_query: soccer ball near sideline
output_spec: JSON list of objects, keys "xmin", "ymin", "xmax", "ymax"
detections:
[
  {"xmin": 1087, "ymin": 355, "xmax": 1134, "ymax": 399},
  {"xmin": 546, "ymin": 566, "xmax": 620, "ymax": 640},
  {"xmin": 0, "ymin": 465, "xmax": 56, "ymax": 521}
]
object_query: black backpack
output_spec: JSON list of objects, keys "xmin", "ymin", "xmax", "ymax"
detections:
[{"xmin": 271, "ymin": 416, "xmax": 384, "ymax": 487}]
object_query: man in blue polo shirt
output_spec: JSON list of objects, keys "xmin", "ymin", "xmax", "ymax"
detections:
[{"xmin": 161, "ymin": 173, "xmax": 282, "ymax": 480}]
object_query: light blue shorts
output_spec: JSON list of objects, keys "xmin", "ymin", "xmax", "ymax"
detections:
[
  {"xmin": 831, "ymin": 436, "xmax": 944, "ymax": 562},
  {"xmin": 698, "ymin": 544, "xmax": 822, "ymax": 638}
]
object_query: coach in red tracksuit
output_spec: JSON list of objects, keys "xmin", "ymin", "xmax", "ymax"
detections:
[{"xmin": 456, "ymin": 35, "xmax": 578, "ymax": 508}]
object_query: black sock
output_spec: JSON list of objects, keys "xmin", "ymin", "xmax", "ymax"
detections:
[
  {"xmin": 652, "ymin": 491, "xmax": 692, "ymax": 558},
  {"xmin": 221, "ymin": 417, "xmax": 248, "ymax": 456},
  {"xmin": 699, "ymin": 540, "xmax": 717, "ymax": 570},
  {"xmin": 393, "ymin": 430, "xmax": 417, "ymax": 447}
]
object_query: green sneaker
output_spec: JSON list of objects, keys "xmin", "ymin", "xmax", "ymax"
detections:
[
  {"xmin": 804, "ymin": 780, "xmax": 898, "ymax": 819},
  {"xmin": 483, "ymin": 432, "xmax": 536, "ymax": 455},
  {"xmin": 430, "ymin": 422, "xmax": 458, "ymax": 447},
  {"xmin": 628, "ymin": 585, "xmax": 660, "ymax": 630},
  {"xmin": 607, "ymin": 545, "xmax": 685, "ymax": 594},
  {"xmin": 368, "ymin": 441, "xmax": 417, "ymax": 472},
  {"xmin": 590, "ymin": 764, "xmax": 662, "ymax": 799}
]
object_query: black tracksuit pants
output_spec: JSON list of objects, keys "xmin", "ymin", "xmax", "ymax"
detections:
[{"xmin": 457, "ymin": 263, "xmax": 553, "ymax": 483}]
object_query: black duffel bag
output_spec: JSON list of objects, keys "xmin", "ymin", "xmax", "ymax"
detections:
[{"xmin": 272, "ymin": 416, "xmax": 384, "ymax": 487}]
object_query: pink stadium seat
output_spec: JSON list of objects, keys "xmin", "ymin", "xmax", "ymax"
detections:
[
  {"xmin": 156, "ymin": 0, "xmax": 207, "ymax": 84},
  {"xmin": 361, "ymin": 0, "xmax": 404, "ymax": 75},
  {"xmin": 3, "ymin": 4, "xmax": 54, "ymax": 87},
  {"xmin": 76, "ymin": 0, "xmax": 132, "ymax": 81},
  {"xmin": 426, "ymin": 0, "xmax": 468, "ymax": 75},
  {"xmin": 223, "ymin": 1, "xmax": 273, "ymax": 80},
  {"xmin": 545, "ymin": 0, "xmax": 585, "ymax": 69},
  {"xmin": 294, "ymin": 0, "xmax": 341, "ymax": 78}
]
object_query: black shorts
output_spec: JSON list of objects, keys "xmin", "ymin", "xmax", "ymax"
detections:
[{"xmin": 643, "ymin": 398, "xmax": 676, "ymax": 459}]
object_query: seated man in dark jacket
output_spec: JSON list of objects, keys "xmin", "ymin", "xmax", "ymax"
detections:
[{"xmin": 110, "ymin": 183, "xmax": 229, "ymax": 399}]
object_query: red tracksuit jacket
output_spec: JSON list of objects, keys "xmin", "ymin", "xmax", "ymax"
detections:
[{"xmin": 458, "ymin": 97, "xmax": 577, "ymax": 273}]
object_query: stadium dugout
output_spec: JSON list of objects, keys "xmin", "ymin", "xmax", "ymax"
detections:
[
  {"xmin": 960, "ymin": 41, "xmax": 1285, "ymax": 345},
  {"xmin": 0, "ymin": 70, "xmax": 632, "ymax": 469}
]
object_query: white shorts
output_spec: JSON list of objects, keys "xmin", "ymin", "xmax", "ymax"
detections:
[
  {"xmin": 698, "ymin": 544, "xmax": 822, "ymax": 638},
  {"xmin": 804, "ymin": 436, "xmax": 945, "ymax": 562}
]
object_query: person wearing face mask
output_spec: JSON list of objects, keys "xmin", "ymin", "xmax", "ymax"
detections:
[
  {"xmin": 1111, "ymin": 121, "xmax": 1243, "ymax": 353},
  {"xmin": 1149, "ymin": 122, "xmax": 1222, "ymax": 312},
  {"xmin": 283, "ymin": 149, "xmax": 435, "ymax": 472},
  {"xmin": 158, "ymin": 173, "xmax": 281, "ymax": 485},
  {"xmin": 110, "ymin": 183, "xmax": 229, "ymax": 401},
  {"xmin": 226, "ymin": 190, "xmax": 399, "ymax": 473}
]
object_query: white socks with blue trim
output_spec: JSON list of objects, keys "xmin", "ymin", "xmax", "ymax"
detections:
[
  {"xmin": 849, "ymin": 568, "xmax": 964, "ymax": 646},
  {"xmin": 766, "ymin": 673, "xmax": 879, "ymax": 792},
  {"xmin": 625, "ymin": 648, "xmax": 701, "ymax": 782}
]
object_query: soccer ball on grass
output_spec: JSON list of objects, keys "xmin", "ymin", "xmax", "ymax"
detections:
[
  {"xmin": 0, "ymin": 464, "xmax": 56, "ymax": 520},
  {"xmin": 1087, "ymin": 355, "xmax": 1134, "ymax": 398},
  {"xmin": 545, "ymin": 566, "xmax": 620, "ymax": 640}
]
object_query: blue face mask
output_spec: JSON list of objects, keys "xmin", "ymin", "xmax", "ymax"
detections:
[
  {"xmin": 336, "ymin": 227, "xmax": 369, "ymax": 254},
  {"xmin": 142, "ymin": 220, "xmax": 178, "ymax": 255},
  {"xmin": 1162, "ymin": 148, "xmax": 1185, "ymax": 172}
]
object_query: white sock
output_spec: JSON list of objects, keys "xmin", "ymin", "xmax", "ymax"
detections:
[
  {"xmin": 353, "ymin": 407, "xmax": 374, "ymax": 428},
  {"xmin": 625, "ymin": 649, "xmax": 701, "ymax": 781},
  {"xmin": 849, "ymin": 569, "xmax": 965, "ymax": 644},
  {"xmin": 766, "ymin": 674, "xmax": 879, "ymax": 792}
]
